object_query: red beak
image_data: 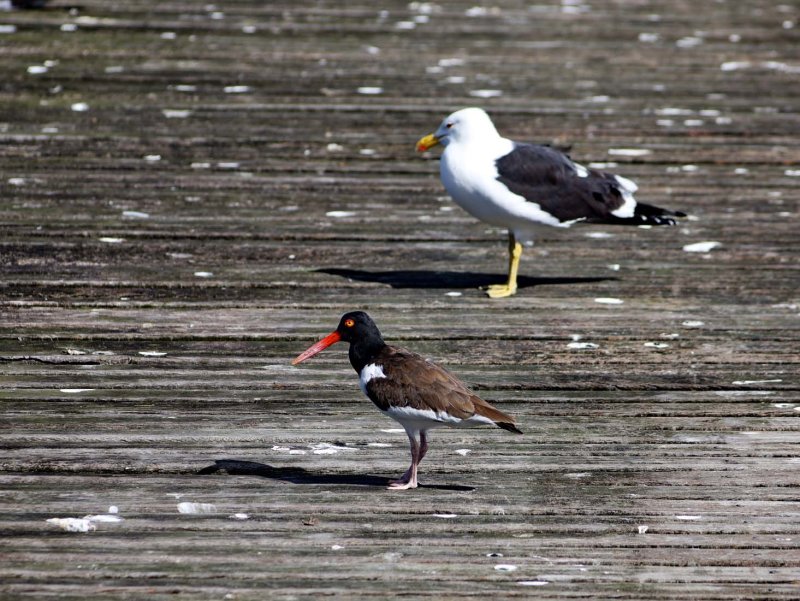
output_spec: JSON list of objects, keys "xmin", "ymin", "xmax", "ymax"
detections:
[{"xmin": 291, "ymin": 331, "xmax": 342, "ymax": 365}]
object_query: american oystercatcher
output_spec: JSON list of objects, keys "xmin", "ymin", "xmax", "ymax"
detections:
[
  {"xmin": 292, "ymin": 311, "xmax": 521, "ymax": 490},
  {"xmin": 416, "ymin": 107, "xmax": 686, "ymax": 298}
]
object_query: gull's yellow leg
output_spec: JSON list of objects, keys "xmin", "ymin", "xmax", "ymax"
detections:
[{"xmin": 486, "ymin": 232, "xmax": 522, "ymax": 298}]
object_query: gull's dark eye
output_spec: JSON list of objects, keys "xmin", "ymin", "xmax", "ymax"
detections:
[{"xmin": 446, "ymin": 122, "xmax": 453, "ymax": 129}]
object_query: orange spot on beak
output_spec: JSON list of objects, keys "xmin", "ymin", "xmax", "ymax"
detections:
[{"xmin": 415, "ymin": 133, "xmax": 440, "ymax": 152}]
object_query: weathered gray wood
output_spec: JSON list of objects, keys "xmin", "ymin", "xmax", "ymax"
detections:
[{"xmin": 1, "ymin": 0, "xmax": 799, "ymax": 599}]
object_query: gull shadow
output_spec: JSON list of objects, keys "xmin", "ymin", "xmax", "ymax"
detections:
[
  {"xmin": 316, "ymin": 268, "xmax": 614, "ymax": 290},
  {"xmin": 198, "ymin": 459, "xmax": 475, "ymax": 492}
]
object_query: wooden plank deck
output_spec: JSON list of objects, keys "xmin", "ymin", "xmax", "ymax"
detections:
[{"xmin": 1, "ymin": 0, "xmax": 798, "ymax": 598}]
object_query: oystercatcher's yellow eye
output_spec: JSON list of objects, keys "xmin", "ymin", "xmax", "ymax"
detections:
[{"xmin": 344, "ymin": 319, "xmax": 355, "ymax": 328}]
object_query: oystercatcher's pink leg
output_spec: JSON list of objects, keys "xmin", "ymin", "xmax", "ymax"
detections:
[
  {"xmin": 388, "ymin": 429, "xmax": 421, "ymax": 490},
  {"xmin": 418, "ymin": 431, "xmax": 429, "ymax": 462}
]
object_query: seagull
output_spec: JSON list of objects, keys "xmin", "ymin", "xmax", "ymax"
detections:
[
  {"xmin": 292, "ymin": 311, "xmax": 521, "ymax": 490},
  {"xmin": 416, "ymin": 107, "xmax": 686, "ymax": 298}
]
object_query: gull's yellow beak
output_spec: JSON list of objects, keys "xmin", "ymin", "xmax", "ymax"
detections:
[{"xmin": 415, "ymin": 133, "xmax": 440, "ymax": 152}]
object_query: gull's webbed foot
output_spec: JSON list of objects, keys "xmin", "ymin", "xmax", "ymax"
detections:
[{"xmin": 485, "ymin": 283, "xmax": 518, "ymax": 298}]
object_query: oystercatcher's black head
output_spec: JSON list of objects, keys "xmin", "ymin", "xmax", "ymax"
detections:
[
  {"xmin": 333, "ymin": 311, "xmax": 383, "ymax": 344},
  {"xmin": 292, "ymin": 311, "xmax": 385, "ymax": 367}
]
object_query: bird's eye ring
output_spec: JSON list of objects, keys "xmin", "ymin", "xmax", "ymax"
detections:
[
  {"xmin": 446, "ymin": 122, "xmax": 453, "ymax": 129},
  {"xmin": 344, "ymin": 319, "xmax": 355, "ymax": 327}
]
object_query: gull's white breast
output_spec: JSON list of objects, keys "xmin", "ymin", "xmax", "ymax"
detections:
[{"xmin": 439, "ymin": 137, "xmax": 567, "ymax": 235}]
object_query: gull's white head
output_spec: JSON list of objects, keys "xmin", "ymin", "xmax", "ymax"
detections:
[{"xmin": 416, "ymin": 107, "xmax": 501, "ymax": 151}]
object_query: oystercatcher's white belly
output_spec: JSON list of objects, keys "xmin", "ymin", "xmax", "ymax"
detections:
[{"xmin": 382, "ymin": 405, "xmax": 495, "ymax": 432}]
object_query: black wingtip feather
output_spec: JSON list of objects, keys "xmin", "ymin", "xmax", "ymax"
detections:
[
  {"xmin": 594, "ymin": 202, "xmax": 687, "ymax": 226},
  {"xmin": 636, "ymin": 202, "xmax": 688, "ymax": 224}
]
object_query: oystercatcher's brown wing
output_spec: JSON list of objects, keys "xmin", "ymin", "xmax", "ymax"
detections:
[
  {"xmin": 470, "ymin": 396, "xmax": 522, "ymax": 434},
  {"xmin": 365, "ymin": 346, "xmax": 521, "ymax": 433}
]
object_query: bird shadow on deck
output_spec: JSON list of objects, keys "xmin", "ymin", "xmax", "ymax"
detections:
[
  {"xmin": 198, "ymin": 460, "xmax": 475, "ymax": 492},
  {"xmin": 317, "ymin": 268, "xmax": 615, "ymax": 290}
]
